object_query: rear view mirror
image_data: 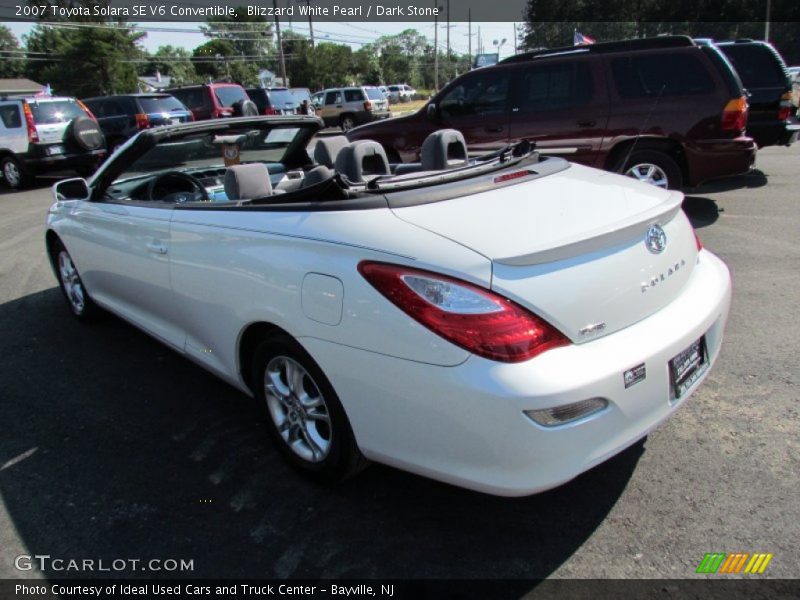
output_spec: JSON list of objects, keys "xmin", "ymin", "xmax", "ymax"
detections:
[
  {"xmin": 53, "ymin": 178, "xmax": 90, "ymax": 201},
  {"xmin": 427, "ymin": 103, "xmax": 439, "ymax": 121}
]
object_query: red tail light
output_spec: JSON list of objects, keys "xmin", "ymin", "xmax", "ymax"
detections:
[
  {"xmin": 721, "ymin": 96, "xmax": 748, "ymax": 131},
  {"xmin": 358, "ymin": 262, "xmax": 569, "ymax": 363},
  {"xmin": 21, "ymin": 102, "xmax": 39, "ymax": 143},
  {"xmin": 778, "ymin": 92, "xmax": 792, "ymax": 121},
  {"xmin": 76, "ymin": 99, "xmax": 97, "ymax": 121},
  {"xmin": 694, "ymin": 230, "xmax": 703, "ymax": 252},
  {"xmin": 364, "ymin": 100, "xmax": 373, "ymax": 111},
  {"xmin": 264, "ymin": 107, "xmax": 279, "ymax": 115},
  {"xmin": 134, "ymin": 113, "xmax": 150, "ymax": 129}
]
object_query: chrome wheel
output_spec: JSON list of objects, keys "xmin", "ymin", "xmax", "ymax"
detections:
[
  {"xmin": 625, "ymin": 163, "xmax": 669, "ymax": 188},
  {"xmin": 264, "ymin": 355, "xmax": 332, "ymax": 463},
  {"xmin": 58, "ymin": 250, "xmax": 86, "ymax": 314},
  {"xmin": 3, "ymin": 159, "xmax": 21, "ymax": 188}
]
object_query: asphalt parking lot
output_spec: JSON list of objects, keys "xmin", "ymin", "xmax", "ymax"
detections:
[{"xmin": 0, "ymin": 147, "xmax": 798, "ymax": 586}]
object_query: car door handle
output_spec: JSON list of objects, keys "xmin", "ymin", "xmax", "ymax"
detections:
[
  {"xmin": 336, "ymin": 105, "xmax": 343, "ymax": 108},
  {"xmin": 577, "ymin": 119, "xmax": 597, "ymax": 128},
  {"xmin": 485, "ymin": 126, "xmax": 504, "ymax": 133},
  {"xmin": 146, "ymin": 242, "xmax": 167, "ymax": 255}
]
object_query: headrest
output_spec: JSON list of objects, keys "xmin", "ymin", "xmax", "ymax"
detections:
[
  {"xmin": 301, "ymin": 165, "xmax": 334, "ymax": 188},
  {"xmin": 421, "ymin": 129, "xmax": 469, "ymax": 170},
  {"xmin": 334, "ymin": 140, "xmax": 391, "ymax": 183},
  {"xmin": 313, "ymin": 136, "xmax": 350, "ymax": 168},
  {"xmin": 224, "ymin": 163, "xmax": 273, "ymax": 200}
]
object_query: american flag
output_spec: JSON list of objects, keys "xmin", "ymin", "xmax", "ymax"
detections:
[{"xmin": 573, "ymin": 31, "xmax": 596, "ymax": 46}]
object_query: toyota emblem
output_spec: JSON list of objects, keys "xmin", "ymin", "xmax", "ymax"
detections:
[{"xmin": 645, "ymin": 225, "xmax": 667, "ymax": 254}]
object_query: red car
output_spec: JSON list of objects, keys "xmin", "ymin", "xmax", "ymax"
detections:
[
  {"xmin": 348, "ymin": 36, "xmax": 756, "ymax": 190},
  {"xmin": 164, "ymin": 83, "xmax": 258, "ymax": 121}
]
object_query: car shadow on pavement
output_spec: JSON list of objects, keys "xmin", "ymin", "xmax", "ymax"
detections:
[
  {"xmin": 689, "ymin": 168, "xmax": 768, "ymax": 194},
  {"xmin": 682, "ymin": 196, "xmax": 722, "ymax": 228},
  {"xmin": 0, "ymin": 288, "xmax": 644, "ymax": 584}
]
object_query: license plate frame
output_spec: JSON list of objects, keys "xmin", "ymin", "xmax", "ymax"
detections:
[
  {"xmin": 46, "ymin": 145, "xmax": 65, "ymax": 156},
  {"xmin": 669, "ymin": 336, "xmax": 709, "ymax": 400}
]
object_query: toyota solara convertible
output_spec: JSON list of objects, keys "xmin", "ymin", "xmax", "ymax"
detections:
[{"xmin": 45, "ymin": 116, "xmax": 731, "ymax": 496}]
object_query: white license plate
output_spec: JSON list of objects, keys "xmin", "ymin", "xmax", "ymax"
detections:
[
  {"xmin": 170, "ymin": 118, "xmax": 180, "ymax": 125},
  {"xmin": 46, "ymin": 145, "xmax": 65, "ymax": 156},
  {"xmin": 669, "ymin": 336, "xmax": 708, "ymax": 399}
]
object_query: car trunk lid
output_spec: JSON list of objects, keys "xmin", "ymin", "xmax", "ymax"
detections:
[{"xmin": 391, "ymin": 163, "xmax": 698, "ymax": 342}]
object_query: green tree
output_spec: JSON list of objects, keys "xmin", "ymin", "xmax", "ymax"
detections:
[
  {"xmin": 0, "ymin": 25, "xmax": 25, "ymax": 78},
  {"xmin": 143, "ymin": 45, "xmax": 197, "ymax": 86}
]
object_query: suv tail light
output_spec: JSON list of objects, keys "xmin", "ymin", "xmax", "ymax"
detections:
[
  {"xmin": 135, "ymin": 113, "xmax": 150, "ymax": 129},
  {"xmin": 721, "ymin": 96, "xmax": 748, "ymax": 131},
  {"xmin": 358, "ymin": 261, "xmax": 569, "ymax": 363},
  {"xmin": 21, "ymin": 102, "xmax": 39, "ymax": 143},
  {"xmin": 778, "ymin": 91, "xmax": 793, "ymax": 121},
  {"xmin": 264, "ymin": 107, "xmax": 279, "ymax": 115},
  {"xmin": 213, "ymin": 108, "xmax": 234, "ymax": 118},
  {"xmin": 364, "ymin": 100, "xmax": 373, "ymax": 111}
]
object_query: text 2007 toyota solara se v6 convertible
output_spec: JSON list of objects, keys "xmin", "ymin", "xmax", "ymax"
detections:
[{"xmin": 45, "ymin": 116, "xmax": 731, "ymax": 496}]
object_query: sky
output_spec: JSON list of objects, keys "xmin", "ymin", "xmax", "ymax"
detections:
[{"xmin": 4, "ymin": 21, "xmax": 525, "ymax": 60}]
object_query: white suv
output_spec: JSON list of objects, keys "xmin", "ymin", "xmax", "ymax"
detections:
[{"xmin": 0, "ymin": 95, "xmax": 105, "ymax": 189}]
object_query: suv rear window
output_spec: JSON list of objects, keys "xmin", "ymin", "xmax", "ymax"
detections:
[
  {"xmin": 267, "ymin": 89, "xmax": 298, "ymax": 106},
  {"xmin": 719, "ymin": 44, "xmax": 787, "ymax": 88},
  {"xmin": 138, "ymin": 96, "xmax": 187, "ymax": 113},
  {"xmin": 365, "ymin": 88, "xmax": 384, "ymax": 100},
  {"xmin": 214, "ymin": 86, "xmax": 248, "ymax": 107},
  {"xmin": 612, "ymin": 53, "xmax": 715, "ymax": 98},
  {"xmin": 28, "ymin": 100, "xmax": 87, "ymax": 124}
]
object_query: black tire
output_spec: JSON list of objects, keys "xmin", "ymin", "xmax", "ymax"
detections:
[
  {"xmin": 233, "ymin": 99, "xmax": 259, "ymax": 117},
  {"xmin": 252, "ymin": 334, "xmax": 367, "ymax": 482},
  {"xmin": 69, "ymin": 116, "xmax": 104, "ymax": 151},
  {"xmin": 340, "ymin": 114, "xmax": 356, "ymax": 132},
  {"xmin": 51, "ymin": 238, "xmax": 101, "ymax": 321},
  {"xmin": 618, "ymin": 150, "xmax": 683, "ymax": 190},
  {"xmin": 1, "ymin": 155, "xmax": 29, "ymax": 189}
]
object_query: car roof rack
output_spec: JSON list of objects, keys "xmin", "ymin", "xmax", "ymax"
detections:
[{"xmin": 500, "ymin": 35, "xmax": 695, "ymax": 64}]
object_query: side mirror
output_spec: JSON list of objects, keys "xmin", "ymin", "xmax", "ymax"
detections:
[
  {"xmin": 53, "ymin": 178, "xmax": 90, "ymax": 202},
  {"xmin": 426, "ymin": 103, "xmax": 439, "ymax": 121}
]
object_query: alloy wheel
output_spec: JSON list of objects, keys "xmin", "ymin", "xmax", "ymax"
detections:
[
  {"xmin": 3, "ymin": 160, "xmax": 21, "ymax": 188},
  {"xmin": 58, "ymin": 251, "xmax": 86, "ymax": 314},
  {"xmin": 624, "ymin": 163, "xmax": 669, "ymax": 188},
  {"xmin": 264, "ymin": 355, "xmax": 332, "ymax": 463}
]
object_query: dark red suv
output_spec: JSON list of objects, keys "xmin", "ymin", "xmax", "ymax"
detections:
[
  {"xmin": 348, "ymin": 36, "xmax": 756, "ymax": 190},
  {"xmin": 164, "ymin": 83, "xmax": 258, "ymax": 121}
]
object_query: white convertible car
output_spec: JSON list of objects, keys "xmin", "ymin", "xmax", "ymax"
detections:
[{"xmin": 46, "ymin": 116, "xmax": 731, "ymax": 496}]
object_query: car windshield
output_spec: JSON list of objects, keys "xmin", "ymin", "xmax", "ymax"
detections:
[
  {"xmin": 138, "ymin": 96, "xmax": 188, "ymax": 113},
  {"xmin": 365, "ymin": 88, "xmax": 384, "ymax": 100},
  {"xmin": 291, "ymin": 89, "xmax": 311, "ymax": 102},
  {"xmin": 112, "ymin": 125, "xmax": 304, "ymax": 183},
  {"xmin": 268, "ymin": 89, "xmax": 299, "ymax": 106},
  {"xmin": 214, "ymin": 86, "xmax": 249, "ymax": 107},
  {"xmin": 29, "ymin": 100, "xmax": 86, "ymax": 124}
]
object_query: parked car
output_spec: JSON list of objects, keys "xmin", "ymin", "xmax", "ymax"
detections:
[
  {"xmin": 386, "ymin": 84, "xmax": 416, "ymax": 103},
  {"xmin": 289, "ymin": 87, "xmax": 315, "ymax": 114},
  {"xmin": 349, "ymin": 36, "xmax": 757, "ymax": 190},
  {"xmin": 713, "ymin": 39, "xmax": 799, "ymax": 147},
  {"xmin": 82, "ymin": 93, "xmax": 193, "ymax": 154},
  {"xmin": 45, "ymin": 116, "xmax": 731, "ymax": 496},
  {"xmin": 314, "ymin": 86, "xmax": 390, "ymax": 131},
  {"xmin": 246, "ymin": 87, "xmax": 301, "ymax": 116},
  {"xmin": 163, "ymin": 83, "xmax": 258, "ymax": 121},
  {"xmin": 0, "ymin": 94, "xmax": 105, "ymax": 189}
]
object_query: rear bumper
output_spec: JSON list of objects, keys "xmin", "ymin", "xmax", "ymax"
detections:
[
  {"xmin": 23, "ymin": 148, "xmax": 106, "ymax": 174},
  {"xmin": 302, "ymin": 250, "xmax": 732, "ymax": 496},
  {"xmin": 685, "ymin": 136, "xmax": 757, "ymax": 186},
  {"xmin": 747, "ymin": 119, "xmax": 800, "ymax": 147}
]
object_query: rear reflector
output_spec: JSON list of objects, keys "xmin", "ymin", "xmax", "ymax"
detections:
[
  {"xmin": 525, "ymin": 398, "xmax": 608, "ymax": 427},
  {"xmin": 494, "ymin": 170, "xmax": 532, "ymax": 184},
  {"xmin": 358, "ymin": 261, "xmax": 569, "ymax": 363},
  {"xmin": 694, "ymin": 230, "xmax": 703, "ymax": 252},
  {"xmin": 721, "ymin": 96, "xmax": 748, "ymax": 131}
]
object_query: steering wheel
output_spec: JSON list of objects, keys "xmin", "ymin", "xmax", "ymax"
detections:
[{"xmin": 147, "ymin": 171, "xmax": 210, "ymax": 203}]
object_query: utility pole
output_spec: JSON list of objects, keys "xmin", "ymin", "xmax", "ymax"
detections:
[
  {"xmin": 434, "ymin": 1, "xmax": 439, "ymax": 90},
  {"xmin": 274, "ymin": 0, "xmax": 287, "ymax": 85},
  {"xmin": 467, "ymin": 9, "xmax": 471, "ymax": 67},
  {"xmin": 306, "ymin": 0, "xmax": 314, "ymax": 47},
  {"xmin": 513, "ymin": 22, "xmax": 517, "ymax": 54},
  {"xmin": 764, "ymin": 0, "xmax": 771, "ymax": 41},
  {"xmin": 446, "ymin": 0, "xmax": 450, "ymax": 61}
]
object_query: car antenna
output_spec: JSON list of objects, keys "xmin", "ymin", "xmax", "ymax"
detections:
[{"xmin": 618, "ymin": 82, "xmax": 667, "ymax": 175}]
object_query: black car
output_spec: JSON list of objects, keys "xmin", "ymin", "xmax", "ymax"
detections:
[
  {"xmin": 82, "ymin": 94, "xmax": 193, "ymax": 153},
  {"xmin": 245, "ymin": 87, "xmax": 301, "ymax": 115},
  {"xmin": 714, "ymin": 39, "xmax": 799, "ymax": 147}
]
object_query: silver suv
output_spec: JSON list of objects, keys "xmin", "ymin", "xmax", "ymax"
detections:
[
  {"xmin": 0, "ymin": 95, "xmax": 105, "ymax": 189},
  {"xmin": 312, "ymin": 86, "xmax": 390, "ymax": 132}
]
